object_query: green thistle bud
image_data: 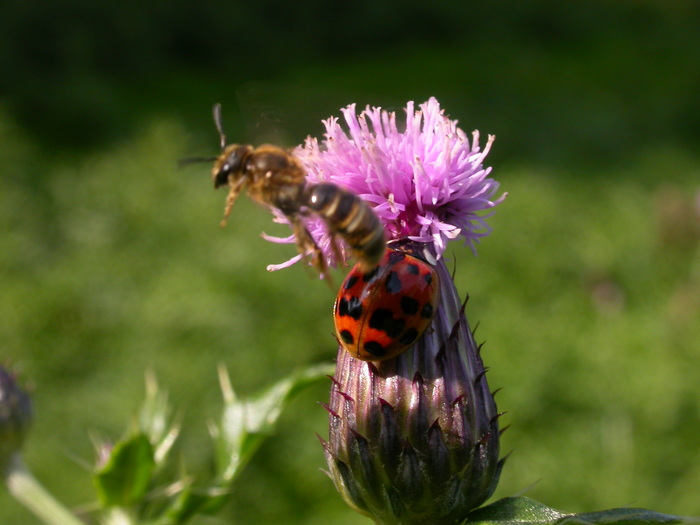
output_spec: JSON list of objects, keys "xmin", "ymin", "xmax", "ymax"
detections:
[
  {"xmin": 0, "ymin": 366, "xmax": 32, "ymax": 472},
  {"xmin": 322, "ymin": 258, "xmax": 504, "ymax": 524}
]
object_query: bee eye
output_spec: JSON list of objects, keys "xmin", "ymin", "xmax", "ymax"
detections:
[
  {"xmin": 214, "ymin": 164, "xmax": 231, "ymax": 188},
  {"xmin": 226, "ymin": 148, "xmax": 247, "ymax": 173}
]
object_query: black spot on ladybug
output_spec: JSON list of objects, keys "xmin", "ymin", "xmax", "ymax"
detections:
[
  {"xmin": 345, "ymin": 274, "xmax": 359, "ymax": 290},
  {"xmin": 339, "ymin": 329, "xmax": 354, "ymax": 344},
  {"xmin": 424, "ymin": 272, "xmax": 433, "ymax": 285},
  {"xmin": 421, "ymin": 302, "xmax": 434, "ymax": 319},
  {"xmin": 400, "ymin": 296, "xmax": 419, "ymax": 315},
  {"xmin": 369, "ymin": 308, "xmax": 405, "ymax": 338},
  {"xmin": 363, "ymin": 266, "xmax": 380, "ymax": 283},
  {"xmin": 385, "ymin": 271, "xmax": 403, "ymax": 294},
  {"xmin": 406, "ymin": 263, "xmax": 420, "ymax": 275},
  {"xmin": 388, "ymin": 251, "xmax": 405, "ymax": 265},
  {"xmin": 363, "ymin": 340, "xmax": 386, "ymax": 357},
  {"xmin": 400, "ymin": 327, "xmax": 419, "ymax": 345},
  {"xmin": 338, "ymin": 296, "xmax": 363, "ymax": 320}
]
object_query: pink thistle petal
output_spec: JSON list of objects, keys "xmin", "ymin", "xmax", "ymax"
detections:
[
  {"xmin": 266, "ymin": 253, "xmax": 304, "ymax": 272},
  {"xmin": 260, "ymin": 232, "xmax": 296, "ymax": 244}
]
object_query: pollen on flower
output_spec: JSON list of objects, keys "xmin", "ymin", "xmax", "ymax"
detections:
[{"xmin": 266, "ymin": 97, "xmax": 505, "ymax": 271}]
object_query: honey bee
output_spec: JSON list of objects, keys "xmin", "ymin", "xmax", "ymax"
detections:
[{"xmin": 207, "ymin": 104, "xmax": 386, "ymax": 278}]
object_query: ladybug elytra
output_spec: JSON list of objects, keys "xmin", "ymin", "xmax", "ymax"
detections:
[{"xmin": 334, "ymin": 247, "xmax": 440, "ymax": 362}]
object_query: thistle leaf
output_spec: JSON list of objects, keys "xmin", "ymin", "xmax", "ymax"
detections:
[
  {"xmin": 152, "ymin": 363, "xmax": 336, "ymax": 523},
  {"xmin": 213, "ymin": 363, "xmax": 335, "ymax": 484},
  {"xmin": 465, "ymin": 497, "xmax": 700, "ymax": 525},
  {"xmin": 94, "ymin": 433, "xmax": 155, "ymax": 507}
]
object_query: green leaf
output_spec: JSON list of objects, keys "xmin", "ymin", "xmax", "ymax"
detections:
[
  {"xmin": 213, "ymin": 363, "xmax": 335, "ymax": 484},
  {"xmin": 157, "ymin": 486, "xmax": 219, "ymax": 525},
  {"xmin": 156, "ymin": 363, "xmax": 335, "ymax": 524},
  {"xmin": 94, "ymin": 433, "xmax": 156, "ymax": 507},
  {"xmin": 465, "ymin": 497, "xmax": 700, "ymax": 525}
]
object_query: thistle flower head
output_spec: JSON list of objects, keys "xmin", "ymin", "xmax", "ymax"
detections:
[
  {"xmin": 266, "ymin": 97, "xmax": 504, "ymax": 270},
  {"xmin": 322, "ymin": 259, "xmax": 504, "ymax": 524},
  {"xmin": 307, "ymin": 98, "xmax": 505, "ymax": 523},
  {"xmin": 0, "ymin": 366, "xmax": 32, "ymax": 471}
]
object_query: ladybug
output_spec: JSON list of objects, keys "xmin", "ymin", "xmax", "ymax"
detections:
[{"xmin": 334, "ymin": 247, "xmax": 440, "ymax": 362}]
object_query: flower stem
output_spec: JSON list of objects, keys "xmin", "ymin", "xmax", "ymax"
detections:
[{"xmin": 4, "ymin": 453, "xmax": 86, "ymax": 525}]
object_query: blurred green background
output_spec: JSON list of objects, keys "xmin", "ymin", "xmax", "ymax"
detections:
[{"xmin": 2, "ymin": 1, "xmax": 700, "ymax": 523}]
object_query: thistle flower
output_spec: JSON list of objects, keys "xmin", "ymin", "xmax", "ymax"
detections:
[
  {"xmin": 275, "ymin": 98, "xmax": 504, "ymax": 523},
  {"xmin": 274, "ymin": 98, "xmax": 505, "ymax": 523},
  {"xmin": 264, "ymin": 97, "xmax": 504, "ymax": 271},
  {"xmin": 323, "ymin": 259, "xmax": 504, "ymax": 523},
  {"xmin": 0, "ymin": 366, "xmax": 32, "ymax": 472}
]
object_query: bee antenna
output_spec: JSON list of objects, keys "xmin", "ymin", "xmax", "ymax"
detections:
[
  {"xmin": 212, "ymin": 103, "xmax": 226, "ymax": 151},
  {"xmin": 177, "ymin": 156, "xmax": 218, "ymax": 169}
]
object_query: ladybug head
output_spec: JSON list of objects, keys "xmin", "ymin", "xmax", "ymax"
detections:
[{"xmin": 386, "ymin": 239, "xmax": 437, "ymax": 265}]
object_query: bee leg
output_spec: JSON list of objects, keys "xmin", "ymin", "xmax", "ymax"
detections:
[
  {"xmin": 290, "ymin": 217, "xmax": 332, "ymax": 285},
  {"xmin": 327, "ymin": 234, "xmax": 344, "ymax": 268},
  {"xmin": 220, "ymin": 180, "xmax": 245, "ymax": 227}
]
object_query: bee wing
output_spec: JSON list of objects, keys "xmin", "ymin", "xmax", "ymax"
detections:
[{"xmin": 236, "ymin": 83, "xmax": 295, "ymax": 147}]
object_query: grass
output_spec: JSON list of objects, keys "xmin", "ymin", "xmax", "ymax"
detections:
[{"xmin": 1, "ymin": 106, "xmax": 698, "ymax": 524}]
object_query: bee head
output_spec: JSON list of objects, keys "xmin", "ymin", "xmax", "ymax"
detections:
[{"xmin": 212, "ymin": 144, "xmax": 251, "ymax": 188}]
